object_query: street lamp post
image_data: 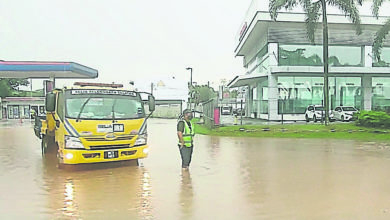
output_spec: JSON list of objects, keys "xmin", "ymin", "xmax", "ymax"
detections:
[
  {"xmin": 186, "ymin": 67, "xmax": 193, "ymax": 86},
  {"xmin": 186, "ymin": 67, "xmax": 193, "ymax": 112}
]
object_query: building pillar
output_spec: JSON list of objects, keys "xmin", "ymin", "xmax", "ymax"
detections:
[
  {"xmin": 247, "ymin": 85, "xmax": 253, "ymax": 117},
  {"xmin": 258, "ymin": 82, "xmax": 262, "ymax": 116},
  {"xmin": 335, "ymin": 77, "xmax": 341, "ymax": 107},
  {"xmin": 362, "ymin": 75, "xmax": 372, "ymax": 111},
  {"xmin": 268, "ymin": 75, "xmax": 279, "ymax": 120},
  {"xmin": 268, "ymin": 43, "xmax": 278, "ymax": 66},
  {"xmin": 364, "ymin": 45, "xmax": 373, "ymax": 67},
  {"xmin": 267, "ymin": 43, "xmax": 279, "ymax": 121}
]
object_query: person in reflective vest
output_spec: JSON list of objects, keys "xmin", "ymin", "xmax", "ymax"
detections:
[{"xmin": 177, "ymin": 109, "xmax": 195, "ymax": 170}]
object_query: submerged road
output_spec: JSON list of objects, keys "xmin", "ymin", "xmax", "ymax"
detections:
[{"xmin": 1, "ymin": 119, "xmax": 390, "ymax": 219}]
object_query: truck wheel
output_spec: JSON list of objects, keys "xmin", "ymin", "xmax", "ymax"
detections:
[
  {"xmin": 41, "ymin": 136, "xmax": 48, "ymax": 155},
  {"xmin": 305, "ymin": 115, "xmax": 310, "ymax": 122},
  {"xmin": 313, "ymin": 115, "xmax": 317, "ymax": 122},
  {"xmin": 341, "ymin": 115, "xmax": 344, "ymax": 122}
]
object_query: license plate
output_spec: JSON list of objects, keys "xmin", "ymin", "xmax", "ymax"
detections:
[{"xmin": 104, "ymin": 151, "xmax": 118, "ymax": 159}]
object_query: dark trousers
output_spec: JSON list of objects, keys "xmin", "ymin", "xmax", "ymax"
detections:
[{"xmin": 178, "ymin": 145, "xmax": 193, "ymax": 168}]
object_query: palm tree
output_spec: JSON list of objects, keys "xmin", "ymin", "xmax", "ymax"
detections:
[
  {"xmin": 372, "ymin": 0, "xmax": 390, "ymax": 63},
  {"xmin": 269, "ymin": 0, "xmax": 362, "ymax": 125}
]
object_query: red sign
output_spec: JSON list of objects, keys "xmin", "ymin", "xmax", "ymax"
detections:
[{"xmin": 239, "ymin": 22, "xmax": 247, "ymax": 41}]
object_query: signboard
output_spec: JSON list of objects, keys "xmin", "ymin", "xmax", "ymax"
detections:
[
  {"xmin": 44, "ymin": 80, "xmax": 54, "ymax": 95},
  {"xmin": 239, "ymin": 22, "xmax": 247, "ymax": 41},
  {"xmin": 71, "ymin": 89, "xmax": 137, "ymax": 96}
]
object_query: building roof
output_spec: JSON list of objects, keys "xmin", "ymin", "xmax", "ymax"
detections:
[{"xmin": 0, "ymin": 61, "xmax": 98, "ymax": 79}]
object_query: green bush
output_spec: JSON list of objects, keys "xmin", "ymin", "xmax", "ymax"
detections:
[{"xmin": 356, "ymin": 111, "xmax": 390, "ymax": 128}]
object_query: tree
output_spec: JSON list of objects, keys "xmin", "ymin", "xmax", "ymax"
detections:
[
  {"xmin": 7, "ymin": 78, "xmax": 30, "ymax": 90},
  {"xmin": 0, "ymin": 80, "xmax": 11, "ymax": 98},
  {"xmin": 371, "ymin": 0, "xmax": 390, "ymax": 62},
  {"xmin": 0, "ymin": 78, "xmax": 30, "ymax": 98},
  {"xmin": 269, "ymin": 0, "xmax": 362, "ymax": 125},
  {"xmin": 189, "ymin": 84, "xmax": 217, "ymax": 107}
]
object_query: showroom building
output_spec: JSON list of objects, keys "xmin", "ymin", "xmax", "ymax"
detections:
[{"xmin": 228, "ymin": 0, "xmax": 390, "ymax": 120}]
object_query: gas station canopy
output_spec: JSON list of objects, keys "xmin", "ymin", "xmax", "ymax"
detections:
[{"xmin": 0, "ymin": 61, "xmax": 98, "ymax": 79}]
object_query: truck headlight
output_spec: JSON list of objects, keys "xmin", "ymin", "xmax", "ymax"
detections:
[
  {"xmin": 65, "ymin": 136, "xmax": 85, "ymax": 149},
  {"xmin": 134, "ymin": 133, "xmax": 147, "ymax": 146}
]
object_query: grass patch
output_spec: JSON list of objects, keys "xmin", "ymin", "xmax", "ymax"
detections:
[{"xmin": 193, "ymin": 119, "xmax": 390, "ymax": 142}]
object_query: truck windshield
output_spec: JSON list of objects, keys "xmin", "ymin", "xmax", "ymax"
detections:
[{"xmin": 66, "ymin": 96, "xmax": 144, "ymax": 120}]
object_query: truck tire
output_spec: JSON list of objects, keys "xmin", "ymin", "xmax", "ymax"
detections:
[
  {"xmin": 313, "ymin": 115, "xmax": 317, "ymax": 122},
  {"xmin": 305, "ymin": 115, "xmax": 310, "ymax": 122},
  {"xmin": 41, "ymin": 135, "xmax": 48, "ymax": 155}
]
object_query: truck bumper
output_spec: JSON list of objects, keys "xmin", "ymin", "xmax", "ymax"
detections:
[{"xmin": 59, "ymin": 145, "xmax": 149, "ymax": 165}]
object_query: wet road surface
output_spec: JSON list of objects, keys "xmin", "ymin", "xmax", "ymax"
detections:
[{"xmin": 1, "ymin": 119, "xmax": 390, "ymax": 219}]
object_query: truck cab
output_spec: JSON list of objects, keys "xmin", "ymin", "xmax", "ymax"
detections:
[{"xmin": 35, "ymin": 82, "xmax": 155, "ymax": 166}]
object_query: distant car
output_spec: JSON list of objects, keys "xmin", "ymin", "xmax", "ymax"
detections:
[
  {"xmin": 305, "ymin": 105, "xmax": 334, "ymax": 122},
  {"xmin": 333, "ymin": 106, "xmax": 359, "ymax": 121},
  {"xmin": 221, "ymin": 106, "xmax": 231, "ymax": 115}
]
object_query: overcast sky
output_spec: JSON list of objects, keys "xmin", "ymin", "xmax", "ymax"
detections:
[{"xmin": 0, "ymin": 0, "xmax": 251, "ymax": 90}]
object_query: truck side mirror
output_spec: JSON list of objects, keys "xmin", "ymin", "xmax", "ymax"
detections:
[
  {"xmin": 148, "ymin": 95, "xmax": 155, "ymax": 112},
  {"xmin": 45, "ymin": 93, "xmax": 56, "ymax": 112}
]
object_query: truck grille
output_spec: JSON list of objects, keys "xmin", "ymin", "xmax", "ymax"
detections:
[
  {"xmin": 89, "ymin": 144, "xmax": 130, "ymax": 150},
  {"xmin": 83, "ymin": 135, "xmax": 135, "ymax": 142}
]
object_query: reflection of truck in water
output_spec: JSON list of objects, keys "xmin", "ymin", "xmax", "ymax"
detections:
[{"xmin": 34, "ymin": 82, "xmax": 155, "ymax": 166}]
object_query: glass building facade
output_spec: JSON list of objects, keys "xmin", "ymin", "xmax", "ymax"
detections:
[{"xmin": 243, "ymin": 43, "xmax": 390, "ymax": 119}]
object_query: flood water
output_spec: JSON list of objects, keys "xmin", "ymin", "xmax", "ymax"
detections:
[{"xmin": 1, "ymin": 119, "xmax": 390, "ymax": 219}]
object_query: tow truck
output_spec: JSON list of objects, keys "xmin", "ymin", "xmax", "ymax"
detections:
[{"xmin": 34, "ymin": 82, "xmax": 155, "ymax": 167}]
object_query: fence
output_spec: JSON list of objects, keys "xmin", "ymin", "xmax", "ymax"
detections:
[{"xmin": 201, "ymin": 98, "xmax": 218, "ymax": 128}]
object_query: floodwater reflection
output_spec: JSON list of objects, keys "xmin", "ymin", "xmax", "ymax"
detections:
[
  {"xmin": 180, "ymin": 170, "xmax": 193, "ymax": 219},
  {"xmin": 40, "ymin": 152, "xmax": 154, "ymax": 219},
  {"xmin": 2, "ymin": 120, "xmax": 390, "ymax": 219}
]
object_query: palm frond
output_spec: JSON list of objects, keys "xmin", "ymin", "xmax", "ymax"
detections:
[
  {"xmin": 304, "ymin": 1, "xmax": 321, "ymax": 43},
  {"xmin": 269, "ymin": 0, "xmax": 298, "ymax": 20},
  {"xmin": 372, "ymin": 0, "xmax": 385, "ymax": 18},
  {"xmin": 327, "ymin": 0, "xmax": 362, "ymax": 35},
  {"xmin": 373, "ymin": 18, "xmax": 390, "ymax": 61}
]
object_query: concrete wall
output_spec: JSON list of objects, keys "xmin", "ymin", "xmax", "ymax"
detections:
[
  {"xmin": 145, "ymin": 101, "xmax": 183, "ymax": 119},
  {"xmin": 152, "ymin": 104, "xmax": 182, "ymax": 119}
]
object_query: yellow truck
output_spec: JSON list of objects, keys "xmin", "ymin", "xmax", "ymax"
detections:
[{"xmin": 34, "ymin": 82, "xmax": 155, "ymax": 167}]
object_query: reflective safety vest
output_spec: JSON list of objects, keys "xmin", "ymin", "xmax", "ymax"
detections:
[{"xmin": 179, "ymin": 120, "xmax": 195, "ymax": 147}]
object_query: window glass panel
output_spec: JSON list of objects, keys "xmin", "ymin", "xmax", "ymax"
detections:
[
  {"xmin": 329, "ymin": 77, "xmax": 362, "ymax": 110},
  {"xmin": 373, "ymin": 48, "xmax": 390, "ymax": 67},
  {"xmin": 279, "ymin": 44, "xmax": 363, "ymax": 67},
  {"xmin": 278, "ymin": 77, "xmax": 324, "ymax": 114},
  {"xmin": 247, "ymin": 44, "xmax": 269, "ymax": 74},
  {"xmin": 279, "ymin": 45, "xmax": 322, "ymax": 66},
  {"xmin": 372, "ymin": 77, "xmax": 390, "ymax": 112},
  {"xmin": 329, "ymin": 46, "xmax": 363, "ymax": 67}
]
